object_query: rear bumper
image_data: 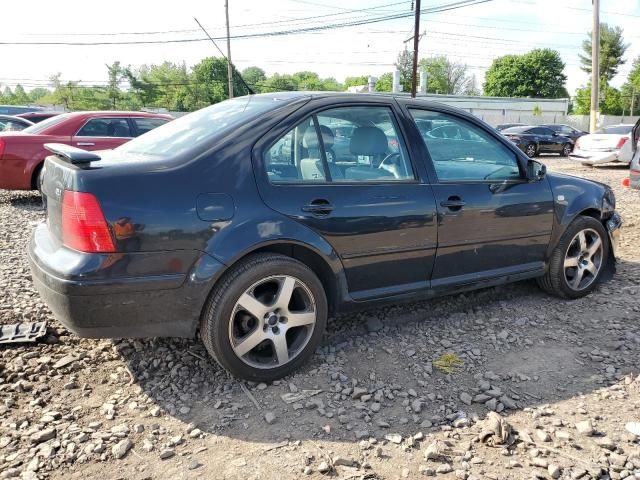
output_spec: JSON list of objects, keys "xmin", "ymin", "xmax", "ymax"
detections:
[
  {"xmin": 569, "ymin": 150, "xmax": 622, "ymax": 165},
  {"xmin": 28, "ymin": 224, "xmax": 225, "ymax": 338}
]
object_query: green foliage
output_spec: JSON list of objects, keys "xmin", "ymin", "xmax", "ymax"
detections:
[
  {"xmin": 419, "ymin": 56, "xmax": 472, "ymax": 95},
  {"xmin": 532, "ymin": 105, "xmax": 542, "ymax": 116},
  {"xmin": 344, "ymin": 76, "xmax": 369, "ymax": 88},
  {"xmin": 395, "ymin": 48, "xmax": 413, "ymax": 92},
  {"xmin": 241, "ymin": 66, "xmax": 267, "ymax": 90},
  {"xmin": 483, "ymin": 49, "xmax": 567, "ymax": 98},
  {"xmin": 579, "ymin": 23, "xmax": 628, "ymax": 85},
  {"xmin": 375, "ymin": 72, "xmax": 393, "ymax": 92},
  {"xmin": 574, "ymin": 83, "xmax": 623, "ymax": 115}
]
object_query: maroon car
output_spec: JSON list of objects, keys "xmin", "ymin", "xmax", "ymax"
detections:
[
  {"xmin": 0, "ymin": 111, "xmax": 172, "ymax": 190},
  {"xmin": 16, "ymin": 111, "xmax": 62, "ymax": 124}
]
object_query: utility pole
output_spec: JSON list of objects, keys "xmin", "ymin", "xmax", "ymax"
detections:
[
  {"xmin": 225, "ymin": 0, "xmax": 234, "ymax": 99},
  {"xmin": 631, "ymin": 89, "xmax": 636, "ymax": 117},
  {"xmin": 590, "ymin": 0, "xmax": 600, "ymax": 133},
  {"xmin": 410, "ymin": 0, "xmax": 421, "ymax": 98}
]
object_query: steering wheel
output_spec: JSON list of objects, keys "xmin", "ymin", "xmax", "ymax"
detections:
[{"xmin": 378, "ymin": 152, "xmax": 400, "ymax": 169}]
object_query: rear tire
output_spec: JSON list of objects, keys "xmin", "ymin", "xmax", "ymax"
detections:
[
  {"xmin": 561, "ymin": 143, "xmax": 572, "ymax": 157},
  {"xmin": 200, "ymin": 253, "xmax": 328, "ymax": 382},
  {"xmin": 537, "ymin": 216, "xmax": 609, "ymax": 299},
  {"xmin": 525, "ymin": 143, "xmax": 537, "ymax": 158}
]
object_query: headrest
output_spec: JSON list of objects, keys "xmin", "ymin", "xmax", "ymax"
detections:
[
  {"xmin": 302, "ymin": 127, "xmax": 319, "ymax": 149},
  {"xmin": 318, "ymin": 125, "xmax": 334, "ymax": 148},
  {"xmin": 350, "ymin": 127, "xmax": 388, "ymax": 156}
]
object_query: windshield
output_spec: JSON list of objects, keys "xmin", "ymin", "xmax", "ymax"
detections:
[
  {"xmin": 23, "ymin": 113, "xmax": 71, "ymax": 134},
  {"xmin": 595, "ymin": 125, "xmax": 633, "ymax": 135},
  {"xmin": 117, "ymin": 95, "xmax": 291, "ymax": 157}
]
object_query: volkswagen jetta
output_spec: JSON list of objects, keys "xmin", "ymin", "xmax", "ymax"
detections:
[{"xmin": 28, "ymin": 93, "xmax": 622, "ymax": 381}]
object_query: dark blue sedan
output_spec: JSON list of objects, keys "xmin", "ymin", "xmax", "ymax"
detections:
[{"xmin": 29, "ymin": 92, "xmax": 621, "ymax": 381}]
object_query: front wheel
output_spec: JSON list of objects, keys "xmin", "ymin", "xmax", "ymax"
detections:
[
  {"xmin": 537, "ymin": 216, "xmax": 609, "ymax": 299},
  {"xmin": 200, "ymin": 253, "xmax": 328, "ymax": 382},
  {"xmin": 561, "ymin": 143, "xmax": 572, "ymax": 157}
]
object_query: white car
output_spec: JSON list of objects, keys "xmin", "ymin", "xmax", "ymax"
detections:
[{"xmin": 569, "ymin": 124, "xmax": 635, "ymax": 165}]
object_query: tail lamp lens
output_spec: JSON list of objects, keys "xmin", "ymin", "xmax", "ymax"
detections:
[{"xmin": 61, "ymin": 191, "xmax": 115, "ymax": 253}]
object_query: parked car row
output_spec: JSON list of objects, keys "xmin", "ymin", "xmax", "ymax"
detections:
[{"xmin": 0, "ymin": 111, "xmax": 172, "ymax": 190}]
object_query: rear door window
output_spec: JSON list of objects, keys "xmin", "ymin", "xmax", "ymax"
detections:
[
  {"xmin": 76, "ymin": 118, "xmax": 132, "ymax": 138},
  {"xmin": 132, "ymin": 118, "xmax": 169, "ymax": 136}
]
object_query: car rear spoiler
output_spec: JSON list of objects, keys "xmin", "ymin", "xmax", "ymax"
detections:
[{"xmin": 44, "ymin": 143, "xmax": 101, "ymax": 164}]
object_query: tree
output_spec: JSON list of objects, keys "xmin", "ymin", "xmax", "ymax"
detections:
[
  {"xmin": 344, "ymin": 76, "xmax": 369, "ymax": 89},
  {"xmin": 574, "ymin": 83, "xmax": 623, "ymax": 115},
  {"xmin": 13, "ymin": 85, "xmax": 30, "ymax": 104},
  {"xmin": 106, "ymin": 61, "xmax": 126, "ymax": 109},
  {"xmin": 241, "ymin": 66, "xmax": 267, "ymax": 91},
  {"xmin": 483, "ymin": 49, "xmax": 567, "ymax": 98},
  {"xmin": 375, "ymin": 72, "xmax": 393, "ymax": 92},
  {"xmin": 464, "ymin": 74, "xmax": 480, "ymax": 96},
  {"xmin": 28, "ymin": 87, "xmax": 51, "ymax": 102},
  {"xmin": 579, "ymin": 23, "xmax": 628, "ymax": 85},
  {"xmin": 192, "ymin": 57, "xmax": 250, "ymax": 105},
  {"xmin": 621, "ymin": 56, "xmax": 640, "ymax": 114},
  {"xmin": 1, "ymin": 87, "xmax": 16, "ymax": 104},
  {"xmin": 261, "ymin": 73, "xmax": 297, "ymax": 93},
  {"xmin": 292, "ymin": 71, "xmax": 324, "ymax": 90},
  {"xmin": 395, "ymin": 48, "xmax": 413, "ymax": 92},
  {"xmin": 418, "ymin": 56, "xmax": 471, "ymax": 95}
]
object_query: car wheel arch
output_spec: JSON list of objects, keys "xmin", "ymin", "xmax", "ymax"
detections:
[
  {"xmin": 202, "ymin": 240, "xmax": 345, "ymax": 320},
  {"xmin": 31, "ymin": 161, "xmax": 44, "ymax": 190}
]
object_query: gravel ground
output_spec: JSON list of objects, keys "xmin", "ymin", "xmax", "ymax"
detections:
[{"xmin": 1, "ymin": 158, "xmax": 640, "ymax": 480}]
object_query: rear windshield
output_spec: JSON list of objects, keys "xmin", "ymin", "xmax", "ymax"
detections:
[
  {"xmin": 117, "ymin": 96, "xmax": 292, "ymax": 157},
  {"xmin": 23, "ymin": 113, "xmax": 71, "ymax": 134},
  {"xmin": 595, "ymin": 125, "xmax": 633, "ymax": 135},
  {"xmin": 502, "ymin": 126, "xmax": 531, "ymax": 134}
]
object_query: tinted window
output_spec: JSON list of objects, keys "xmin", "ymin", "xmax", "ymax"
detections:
[
  {"xmin": 266, "ymin": 117, "xmax": 324, "ymax": 183},
  {"xmin": 502, "ymin": 126, "xmax": 530, "ymax": 134},
  {"xmin": 76, "ymin": 118, "xmax": 132, "ymax": 137},
  {"xmin": 265, "ymin": 106, "xmax": 414, "ymax": 183},
  {"xmin": 410, "ymin": 109, "xmax": 521, "ymax": 182},
  {"xmin": 118, "ymin": 96, "xmax": 291, "ymax": 158},
  {"xmin": 315, "ymin": 106, "xmax": 414, "ymax": 182},
  {"xmin": 23, "ymin": 113, "xmax": 71, "ymax": 134},
  {"xmin": 559, "ymin": 125, "xmax": 575, "ymax": 134},
  {"xmin": 1, "ymin": 120, "xmax": 29, "ymax": 132},
  {"xmin": 133, "ymin": 118, "xmax": 169, "ymax": 136},
  {"xmin": 595, "ymin": 125, "xmax": 633, "ymax": 135}
]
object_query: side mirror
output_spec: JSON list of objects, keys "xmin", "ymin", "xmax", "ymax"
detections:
[
  {"xmin": 552, "ymin": 132, "xmax": 559, "ymax": 136},
  {"xmin": 527, "ymin": 159, "xmax": 546, "ymax": 181}
]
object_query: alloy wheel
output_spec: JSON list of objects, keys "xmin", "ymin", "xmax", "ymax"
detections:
[
  {"xmin": 563, "ymin": 228, "xmax": 603, "ymax": 291},
  {"xmin": 526, "ymin": 144, "xmax": 536, "ymax": 157},
  {"xmin": 228, "ymin": 275, "xmax": 317, "ymax": 369},
  {"xmin": 563, "ymin": 144, "xmax": 572, "ymax": 156}
]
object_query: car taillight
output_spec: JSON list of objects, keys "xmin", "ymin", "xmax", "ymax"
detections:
[
  {"xmin": 62, "ymin": 191, "xmax": 115, "ymax": 253},
  {"xmin": 616, "ymin": 137, "xmax": 628, "ymax": 149}
]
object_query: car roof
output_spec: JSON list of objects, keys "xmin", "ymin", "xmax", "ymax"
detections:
[{"xmin": 61, "ymin": 111, "xmax": 172, "ymax": 118}]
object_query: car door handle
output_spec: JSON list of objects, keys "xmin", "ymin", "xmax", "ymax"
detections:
[
  {"xmin": 77, "ymin": 142, "xmax": 95, "ymax": 147},
  {"xmin": 440, "ymin": 197, "xmax": 466, "ymax": 210},
  {"xmin": 301, "ymin": 199, "xmax": 334, "ymax": 215}
]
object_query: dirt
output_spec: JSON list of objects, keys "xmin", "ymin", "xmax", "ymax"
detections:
[{"xmin": 1, "ymin": 157, "xmax": 640, "ymax": 480}]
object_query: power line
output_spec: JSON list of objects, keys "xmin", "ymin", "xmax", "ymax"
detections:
[{"xmin": 0, "ymin": 0, "xmax": 493, "ymax": 46}]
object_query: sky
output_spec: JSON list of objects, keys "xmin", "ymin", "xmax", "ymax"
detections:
[{"xmin": 1, "ymin": 0, "xmax": 639, "ymax": 97}]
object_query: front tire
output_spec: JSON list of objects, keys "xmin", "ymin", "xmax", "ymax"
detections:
[
  {"xmin": 200, "ymin": 253, "xmax": 328, "ymax": 382},
  {"xmin": 537, "ymin": 216, "xmax": 609, "ymax": 299},
  {"xmin": 561, "ymin": 143, "xmax": 572, "ymax": 157}
]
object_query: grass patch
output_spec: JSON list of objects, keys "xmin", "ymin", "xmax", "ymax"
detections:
[{"xmin": 433, "ymin": 352, "xmax": 464, "ymax": 375}]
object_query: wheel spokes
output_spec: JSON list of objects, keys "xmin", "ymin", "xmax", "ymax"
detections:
[
  {"xmin": 564, "ymin": 255, "xmax": 579, "ymax": 268},
  {"xmin": 272, "ymin": 334, "xmax": 290, "ymax": 365},
  {"xmin": 274, "ymin": 276, "xmax": 296, "ymax": 311},
  {"xmin": 578, "ymin": 231, "xmax": 587, "ymax": 252},
  {"xmin": 234, "ymin": 328, "xmax": 268, "ymax": 357},
  {"xmin": 237, "ymin": 292, "xmax": 269, "ymax": 320},
  {"xmin": 287, "ymin": 311, "xmax": 316, "ymax": 328},
  {"xmin": 570, "ymin": 268, "xmax": 584, "ymax": 289},
  {"xmin": 585, "ymin": 261, "xmax": 598, "ymax": 276},
  {"xmin": 587, "ymin": 236, "xmax": 602, "ymax": 258}
]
